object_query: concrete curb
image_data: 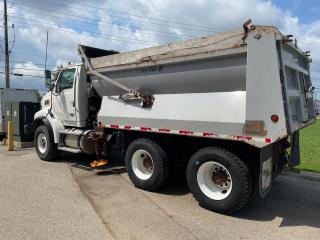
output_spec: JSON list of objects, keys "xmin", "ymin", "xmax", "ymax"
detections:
[
  {"xmin": 287, "ymin": 171, "xmax": 320, "ymax": 182},
  {"xmin": 4, "ymin": 139, "xmax": 34, "ymax": 148}
]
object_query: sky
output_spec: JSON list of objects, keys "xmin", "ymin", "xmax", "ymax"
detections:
[{"xmin": 0, "ymin": 0, "xmax": 320, "ymax": 95}]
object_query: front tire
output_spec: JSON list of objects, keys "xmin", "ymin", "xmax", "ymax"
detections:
[
  {"xmin": 125, "ymin": 138, "xmax": 169, "ymax": 191},
  {"xmin": 186, "ymin": 147, "xmax": 252, "ymax": 214},
  {"xmin": 34, "ymin": 125, "xmax": 59, "ymax": 161}
]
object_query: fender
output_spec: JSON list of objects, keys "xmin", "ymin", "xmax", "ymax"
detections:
[
  {"xmin": 24, "ymin": 108, "xmax": 48, "ymax": 136},
  {"xmin": 28, "ymin": 108, "xmax": 65, "ymax": 143}
]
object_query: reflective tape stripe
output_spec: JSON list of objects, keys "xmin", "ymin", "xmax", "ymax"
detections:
[
  {"xmin": 104, "ymin": 124, "xmax": 272, "ymax": 144},
  {"xmin": 158, "ymin": 128, "xmax": 171, "ymax": 132}
]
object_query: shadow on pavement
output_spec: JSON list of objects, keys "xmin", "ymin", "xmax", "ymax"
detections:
[
  {"xmin": 237, "ymin": 175, "xmax": 320, "ymax": 229},
  {"xmin": 59, "ymin": 153, "xmax": 95, "ymax": 171},
  {"xmin": 158, "ymin": 183, "xmax": 190, "ymax": 196},
  {"xmin": 96, "ymin": 167, "xmax": 127, "ymax": 176},
  {"xmin": 58, "ymin": 151, "xmax": 126, "ymax": 175},
  {"xmin": 57, "ymin": 152, "xmax": 320, "ymax": 229}
]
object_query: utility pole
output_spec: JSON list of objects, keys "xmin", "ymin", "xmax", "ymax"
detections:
[
  {"xmin": 45, "ymin": 30, "xmax": 49, "ymax": 69},
  {"xmin": 3, "ymin": 0, "xmax": 10, "ymax": 88}
]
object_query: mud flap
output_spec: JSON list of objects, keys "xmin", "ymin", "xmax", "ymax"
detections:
[
  {"xmin": 289, "ymin": 132, "xmax": 300, "ymax": 166},
  {"xmin": 259, "ymin": 145, "xmax": 273, "ymax": 198}
]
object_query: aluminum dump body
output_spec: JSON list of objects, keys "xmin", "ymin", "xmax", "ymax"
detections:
[
  {"xmin": 81, "ymin": 25, "xmax": 316, "ymax": 148},
  {"xmin": 89, "ymin": 27, "xmax": 251, "ymax": 96}
]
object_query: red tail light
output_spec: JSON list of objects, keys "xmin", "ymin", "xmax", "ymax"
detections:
[{"xmin": 271, "ymin": 115, "xmax": 279, "ymax": 123}]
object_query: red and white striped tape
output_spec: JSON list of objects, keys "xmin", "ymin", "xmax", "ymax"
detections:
[{"xmin": 100, "ymin": 123, "xmax": 272, "ymax": 144}]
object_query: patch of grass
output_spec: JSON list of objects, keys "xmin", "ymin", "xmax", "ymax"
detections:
[{"xmin": 294, "ymin": 120, "xmax": 320, "ymax": 173}]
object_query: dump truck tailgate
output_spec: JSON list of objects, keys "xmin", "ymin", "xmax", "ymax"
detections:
[{"xmin": 279, "ymin": 42, "xmax": 316, "ymax": 133}]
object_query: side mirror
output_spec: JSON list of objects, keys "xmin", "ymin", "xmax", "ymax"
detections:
[{"xmin": 44, "ymin": 70, "xmax": 54, "ymax": 91}]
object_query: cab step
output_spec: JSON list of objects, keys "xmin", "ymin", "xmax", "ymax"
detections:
[{"xmin": 57, "ymin": 146, "xmax": 83, "ymax": 153}]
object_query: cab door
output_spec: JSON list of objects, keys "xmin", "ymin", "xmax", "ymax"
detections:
[{"xmin": 53, "ymin": 68, "xmax": 77, "ymax": 126}]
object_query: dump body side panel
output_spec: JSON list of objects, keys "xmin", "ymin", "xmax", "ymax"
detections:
[
  {"xmin": 96, "ymin": 53, "xmax": 271, "ymax": 146},
  {"xmin": 91, "ymin": 53, "xmax": 246, "ymax": 96},
  {"xmin": 96, "ymin": 51, "xmax": 251, "ymax": 144},
  {"xmin": 98, "ymin": 91, "xmax": 246, "ymax": 136}
]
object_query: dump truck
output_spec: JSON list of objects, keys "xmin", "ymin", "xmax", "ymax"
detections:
[{"xmin": 28, "ymin": 23, "xmax": 316, "ymax": 214}]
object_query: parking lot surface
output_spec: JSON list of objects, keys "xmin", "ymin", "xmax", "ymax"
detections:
[
  {"xmin": 0, "ymin": 146, "xmax": 113, "ymax": 240},
  {"xmin": 1, "ymin": 146, "xmax": 319, "ymax": 240}
]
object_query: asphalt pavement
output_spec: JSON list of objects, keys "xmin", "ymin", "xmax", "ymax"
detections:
[
  {"xmin": 0, "ymin": 146, "xmax": 113, "ymax": 240},
  {"xmin": 1, "ymin": 145, "xmax": 320, "ymax": 240}
]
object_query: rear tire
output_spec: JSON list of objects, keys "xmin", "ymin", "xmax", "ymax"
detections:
[
  {"xmin": 186, "ymin": 147, "xmax": 252, "ymax": 214},
  {"xmin": 34, "ymin": 125, "xmax": 59, "ymax": 161},
  {"xmin": 125, "ymin": 138, "xmax": 169, "ymax": 191}
]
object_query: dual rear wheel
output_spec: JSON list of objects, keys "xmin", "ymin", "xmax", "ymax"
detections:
[
  {"xmin": 186, "ymin": 147, "xmax": 252, "ymax": 214},
  {"xmin": 125, "ymin": 138, "xmax": 253, "ymax": 214}
]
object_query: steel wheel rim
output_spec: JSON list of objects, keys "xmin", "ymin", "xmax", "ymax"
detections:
[
  {"xmin": 37, "ymin": 133, "xmax": 48, "ymax": 154},
  {"xmin": 131, "ymin": 149, "xmax": 154, "ymax": 180},
  {"xmin": 197, "ymin": 161, "xmax": 232, "ymax": 200}
]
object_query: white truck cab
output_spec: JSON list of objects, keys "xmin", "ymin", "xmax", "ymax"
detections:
[{"xmin": 40, "ymin": 64, "xmax": 89, "ymax": 127}]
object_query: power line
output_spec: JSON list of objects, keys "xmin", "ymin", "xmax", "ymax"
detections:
[
  {"xmin": 44, "ymin": 30, "xmax": 48, "ymax": 69},
  {"xmin": 8, "ymin": 2, "xmax": 320, "ymax": 48},
  {"xmin": 13, "ymin": 19, "xmax": 161, "ymax": 46},
  {"xmin": 0, "ymin": 67, "xmax": 44, "ymax": 72},
  {"xmin": 34, "ymin": 0, "xmax": 227, "ymax": 31},
  {"xmin": 5, "ymin": 4, "xmax": 171, "ymax": 45},
  {"xmin": 9, "ymin": 0, "xmax": 320, "ymax": 47},
  {"xmin": 10, "ymin": 51, "xmax": 79, "ymax": 62},
  {"xmin": 3, "ymin": 4, "xmax": 215, "ymax": 41},
  {"xmin": 5, "ymin": 13, "xmax": 161, "ymax": 46},
  {"xmin": 4, "ymin": 6, "xmax": 197, "ymax": 39},
  {"xmin": 14, "ymin": 0, "xmax": 224, "ymax": 33},
  {"xmin": 15, "ymin": 0, "xmax": 320, "ymax": 48},
  {"xmin": 0, "ymin": 71, "xmax": 43, "ymax": 78},
  {"xmin": 8, "ymin": 53, "xmax": 79, "ymax": 66},
  {"xmin": 0, "ymin": 59, "xmax": 56, "ymax": 67},
  {"xmin": 7, "ymin": 13, "xmax": 192, "ymax": 40},
  {"xmin": 8, "ymin": 4, "xmax": 320, "ymax": 52},
  {"xmin": 15, "ymin": 16, "xmax": 320, "ymax": 62},
  {"xmin": 298, "ymin": 38, "xmax": 320, "ymax": 47}
]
